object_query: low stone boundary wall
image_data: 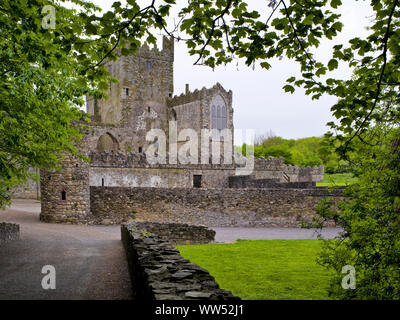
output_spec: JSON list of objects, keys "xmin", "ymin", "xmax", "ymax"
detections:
[
  {"xmin": 0, "ymin": 222, "xmax": 20, "ymax": 245},
  {"xmin": 228, "ymin": 176, "xmax": 316, "ymax": 188},
  {"xmin": 125, "ymin": 222, "xmax": 215, "ymax": 245},
  {"xmin": 121, "ymin": 223, "xmax": 239, "ymax": 300},
  {"xmin": 91, "ymin": 187, "xmax": 344, "ymax": 227}
]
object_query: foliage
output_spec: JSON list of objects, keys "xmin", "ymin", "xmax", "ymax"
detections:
[
  {"xmin": 178, "ymin": 239, "xmax": 334, "ymax": 300},
  {"xmin": 0, "ymin": 0, "xmax": 177, "ymax": 208},
  {"xmin": 177, "ymin": 0, "xmax": 400, "ymax": 152},
  {"xmin": 1, "ymin": 0, "xmax": 93, "ymax": 207},
  {"xmin": 175, "ymin": 0, "xmax": 399, "ymax": 299},
  {"xmin": 316, "ymin": 173, "xmax": 358, "ymax": 187},
  {"xmin": 311, "ymin": 128, "xmax": 400, "ymax": 299},
  {"xmin": 240, "ymin": 135, "xmax": 346, "ymax": 169},
  {"xmin": 2, "ymin": 0, "xmax": 399, "ymax": 299}
]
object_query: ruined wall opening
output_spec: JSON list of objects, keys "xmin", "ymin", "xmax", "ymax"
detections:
[
  {"xmin": 96, "ymin": 133, "xmax": 119, "ymax": 153},
  {"xmin": 193, "ymin": 175, "xmax": 202, "ymax": 188},
  {"xmin": 61, "ymin": 191, "xmax": 66, "ymax": 201},
  {"xmin": 171, "ymin": 109, "xmax": 177, "ymax": 121}
]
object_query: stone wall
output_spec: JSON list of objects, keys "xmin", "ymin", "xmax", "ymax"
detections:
[
  {"xmin": 11, "ymin": 168, "xmax": 40, "ymax": 199},
  {"xmin": 228, "ymin": 175, "xmax": 316, "ymax": 189},
  {"xmin": 121, "ymin": 223, "xmax": 239, "ymax": 300},
  {"xmin": 87, "ymin": 152, "xmax": 322, "ymax": 189},
  {"xmin": 40, "ymin": 155, "xmax": 90, "ymax": 224},
  {"xmin": 0, "ymin": 223, "xmax": 20, "ymax": 245},
  {"xmin": 283, "ymin": 165, "xmax": 324, "ymax": 182},
  {"xmin": 89, "ymin": 166, "xmax": 237, "ymax": 188},
  {"xmin": 125, "ymin": 222, "xmax": 215, "ymax": 245},
  {"xmin": 90, "ymin": 186, "xmax": 343, "ymax": 226}
]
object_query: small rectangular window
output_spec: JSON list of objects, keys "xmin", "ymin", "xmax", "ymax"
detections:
[
  {"xmin": 193, "ymin": 175, "xmax": 202, "ymax": 188},
  {"xmin": 122, "ymin": 87, "xmax": 129, "ymax": 99}
]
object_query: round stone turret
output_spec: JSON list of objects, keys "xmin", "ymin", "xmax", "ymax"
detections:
[{"xmin": 40, "ymin": 155, "xmax": 90, "ymax": 224}]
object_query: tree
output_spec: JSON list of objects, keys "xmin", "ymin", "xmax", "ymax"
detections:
[
  {"xmin": 315, "ymin": 127, "xmax": 400, "ymax": 299},
  {"xmin": 1, "ymin": 0, "xmax": 399, "ymax": 298},
  {"xmin": 0, "ymin": 0, "xmax": 97, "ymax": 208},
  {"xmin": 170, "ymin": 0, "xmax": 400, "ymax": 298},
  {"xmin": 0, "ymin": 0, "xmax": 176, "ymax": 208},
  {"xmin": 175, "ymin": 0, "xmax": 399, "ymax": 149}
]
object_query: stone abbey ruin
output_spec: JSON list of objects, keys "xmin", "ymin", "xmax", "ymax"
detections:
[{"xmin": 15, "ymin": 37, "xmax": 336, "ymax": 227}]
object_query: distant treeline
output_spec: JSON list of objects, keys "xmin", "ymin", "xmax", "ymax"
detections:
[{"xmin": 236, "ymin": 134, "xmax": 353, "ymax": 174}]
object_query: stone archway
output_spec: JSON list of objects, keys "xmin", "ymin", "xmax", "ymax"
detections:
[{"xmin": 96, "ymin": 132, "xmax": 119, "ymax": 153}]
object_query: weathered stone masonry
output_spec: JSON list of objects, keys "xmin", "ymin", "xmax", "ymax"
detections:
[
  {"xmin": 90, "ymin": 187, "xmax": 343, "ymax": 227},
  {"xmin": 40, "ymin": 155, "xmax": 90, "ymax": 224},
  {"xmin": 121, "ymin": 223, "xmax": 239, "ymax": 300},
  {"xmin": 33, "ymin": 36, "xmax": 330, "ymax": 226},
  {"xmin": 125, "ymin": 221, "xmax": 215, "ymax": 245}
]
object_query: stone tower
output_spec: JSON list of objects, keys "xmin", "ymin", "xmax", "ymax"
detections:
[
  {"xmin": 40, "ymin": 154, "xmax": 90, "ymax": 224},
  {"xmin": 86, "ymin": 36, "xmax": 174, "ymax": 154}
]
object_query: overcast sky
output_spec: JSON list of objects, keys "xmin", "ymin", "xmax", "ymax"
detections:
[{"xmin": 91, "ymin": 0, "xmax": 373, "ymax": 140}]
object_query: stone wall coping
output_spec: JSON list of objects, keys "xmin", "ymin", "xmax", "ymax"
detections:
[{"xmin": 121, "ymin": 223, "xmax": 239, "ymax": 300}]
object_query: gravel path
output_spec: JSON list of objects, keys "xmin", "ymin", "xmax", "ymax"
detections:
[{"xmin": 0, "ymin": 199, "xmax": 132, "ymax": 300}]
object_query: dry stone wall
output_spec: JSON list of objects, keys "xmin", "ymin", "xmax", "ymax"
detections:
[
  {"xmin": 121, "ymin": 223, "xmax": 239, "ymax": 300},
  {"xmin": 90, "ymin": 186, "xmax": 343, "ymax": 226},
  {"xmin": 228, "ymin": 175, "xmax": 316, "ymax": 188},
  {"xmin": 125, "ymin": 222, "xmax": 215, "ymax": 245}
]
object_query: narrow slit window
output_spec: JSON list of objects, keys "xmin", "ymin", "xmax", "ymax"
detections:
[
  {"xmin": 122, "ymin": 87, "xmax": 130, "ymax": 99},
  {"xmin": 61, "ymin": 191, "xmax": 66, "ymax": 200},
  {"xmin": 145, "ymin": 61, "xmax": 151, "ymax": 70}
]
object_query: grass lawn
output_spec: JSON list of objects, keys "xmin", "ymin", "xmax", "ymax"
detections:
[
  {"xmin": 177, "ymin": 239, "xmax": 334, "ymax": 300},
  {"xmin": 317, "ymin": 173, "xmax": 358, "ymax": 187}
]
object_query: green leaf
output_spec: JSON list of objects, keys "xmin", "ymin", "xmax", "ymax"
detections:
[
  {"xmin": 330, "ymin": 0, "xmax": 342, "ymax": 9},
  {"xmin": 328, "ymin": 59, "xmax": 339, "ymax": 71},
  {"xmin": 283, "ymin": 84, "xmax": 295, "ymax": 94}
]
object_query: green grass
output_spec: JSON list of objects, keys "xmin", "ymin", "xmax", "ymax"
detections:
[
  {"xmin": 177, "ymin": 239, "xmax": 334, "ymax": 300},
  {"xmin": 317, "ymin": 173, "xmax": 358, "ymax": 187}
]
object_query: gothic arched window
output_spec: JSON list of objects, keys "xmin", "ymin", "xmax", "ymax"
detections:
[{"xmin": 211, "ymin": 95, "xmax": 227, "ymax": 130}]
